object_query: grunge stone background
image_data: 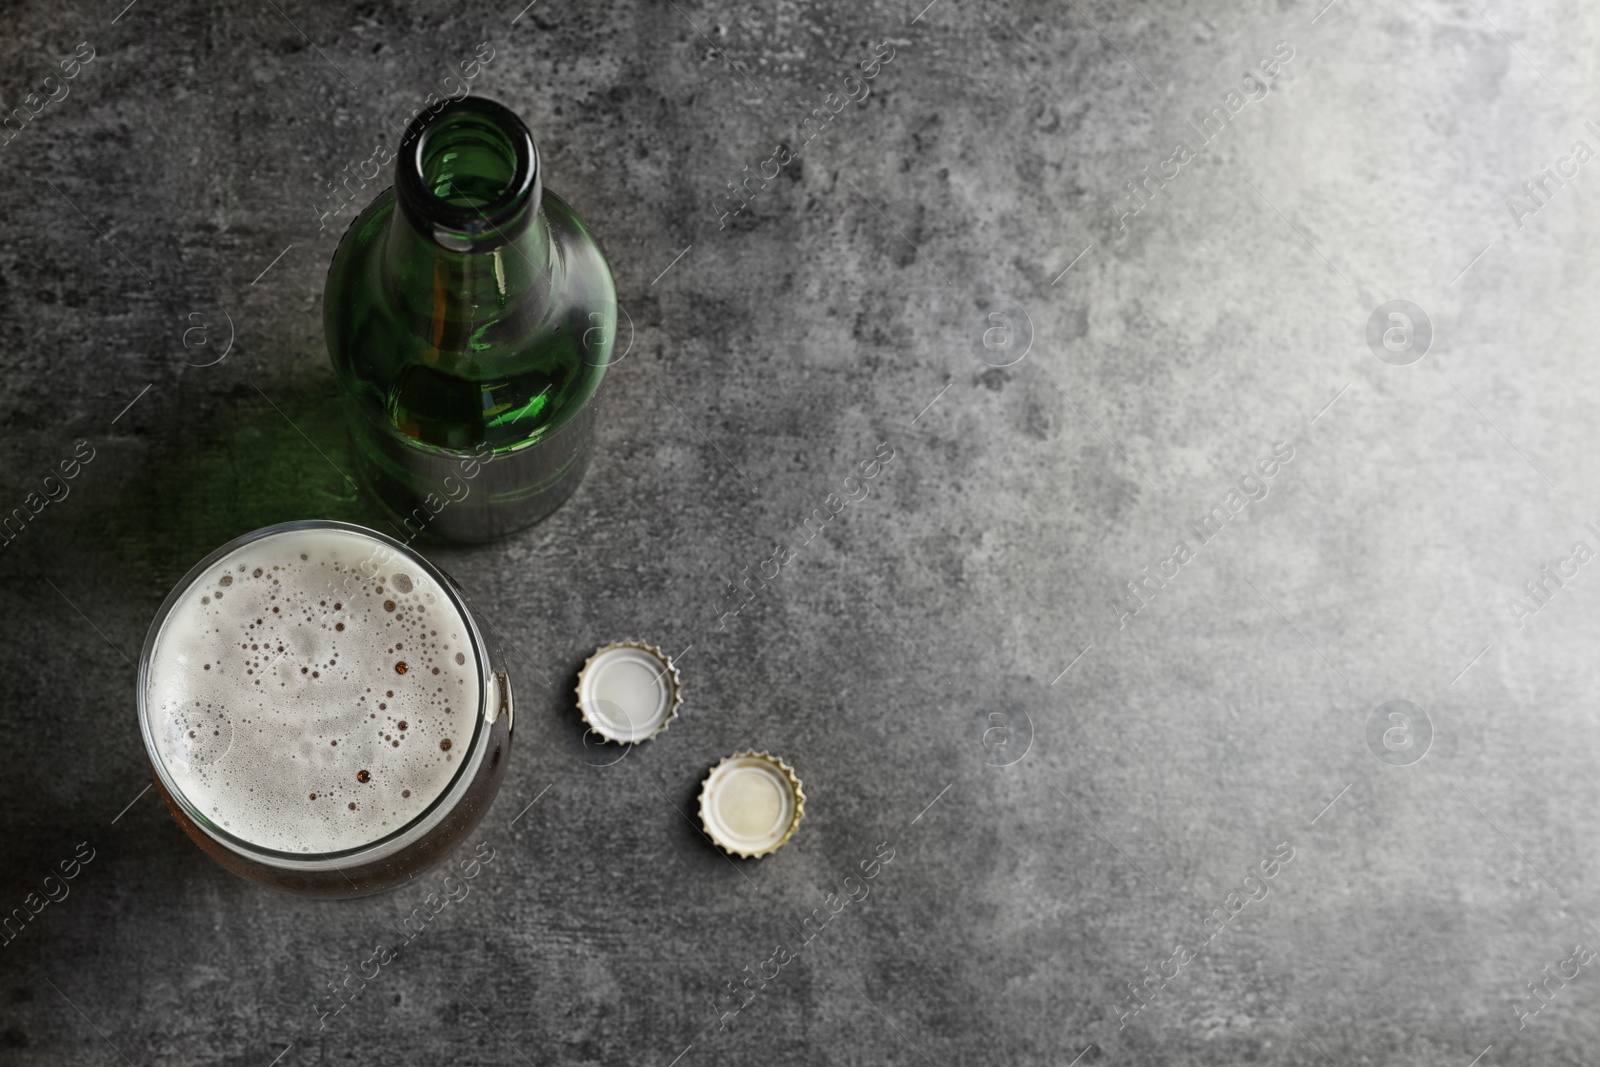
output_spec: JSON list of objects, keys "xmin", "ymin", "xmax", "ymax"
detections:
[{"xmin": 3, "ymin": 1, "xmax": 1600, "ymax": 1064}]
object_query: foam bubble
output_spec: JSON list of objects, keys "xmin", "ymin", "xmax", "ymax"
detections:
[{"xmin": 145, "ymin": 527, "xmax": 481, "ymax": 854}]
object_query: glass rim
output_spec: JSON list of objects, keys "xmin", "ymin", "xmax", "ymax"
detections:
[{"xmin": 136, "ymin": 519, "xmax": 493, "ymax": 872}]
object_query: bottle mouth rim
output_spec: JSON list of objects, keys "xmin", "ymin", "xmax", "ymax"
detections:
[{"xmin": 395, "ymin": 95, "xmax": 539, "ymax": 247}]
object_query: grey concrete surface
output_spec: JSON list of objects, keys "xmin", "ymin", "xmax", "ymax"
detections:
[{"xmin": 3, "ymin": 0, "xmax": 1599, "ymax": 1063}]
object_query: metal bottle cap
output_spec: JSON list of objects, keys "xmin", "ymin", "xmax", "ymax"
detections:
[
  {"xmin": 576, "ymin": 641, "xmax": 682, "ymax": 744},
  {"xmin": 698, "ymin": 751, "xmax": 805, "ymax": 858}
]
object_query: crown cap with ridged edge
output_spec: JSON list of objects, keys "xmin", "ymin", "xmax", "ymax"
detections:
[
  {"xmin": 698, "ymin": 751, "xmax": 805, "ymax": 858},
  {"xmin": 575, "ymin": 641, "xmax": 681, "ymax": 744}
]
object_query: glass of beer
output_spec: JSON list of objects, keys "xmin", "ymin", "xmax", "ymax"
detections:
[{"xmin": 137, "ymin": 520, "xmax": 513, "ymax": 896}]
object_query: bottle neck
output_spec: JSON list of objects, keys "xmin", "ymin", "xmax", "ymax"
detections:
[
  {"xmin": 384, "ymin": 97, "xmax": 552, "ymax": 352},
  {"xmin": 383, "ymin": 201, "xmax": 553, "ymax": 328}
]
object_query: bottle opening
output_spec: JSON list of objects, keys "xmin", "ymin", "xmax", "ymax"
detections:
[
  {"xmin": 421, "ymin": 112, "xmax": 517, "ymax": 207},
  {"xmin": 396, "ymin": 97, "xmax": 539, "ymax": 249}
]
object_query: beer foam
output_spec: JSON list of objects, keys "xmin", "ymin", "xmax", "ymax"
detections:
[{"xmin": 145, "ymin": 527, "xmax": 481, "ymax": 854}]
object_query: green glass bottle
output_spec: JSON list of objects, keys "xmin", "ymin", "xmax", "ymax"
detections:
[{"xmin": 325, "ymin": 96, "xmax": 616, "ymax": 543}]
